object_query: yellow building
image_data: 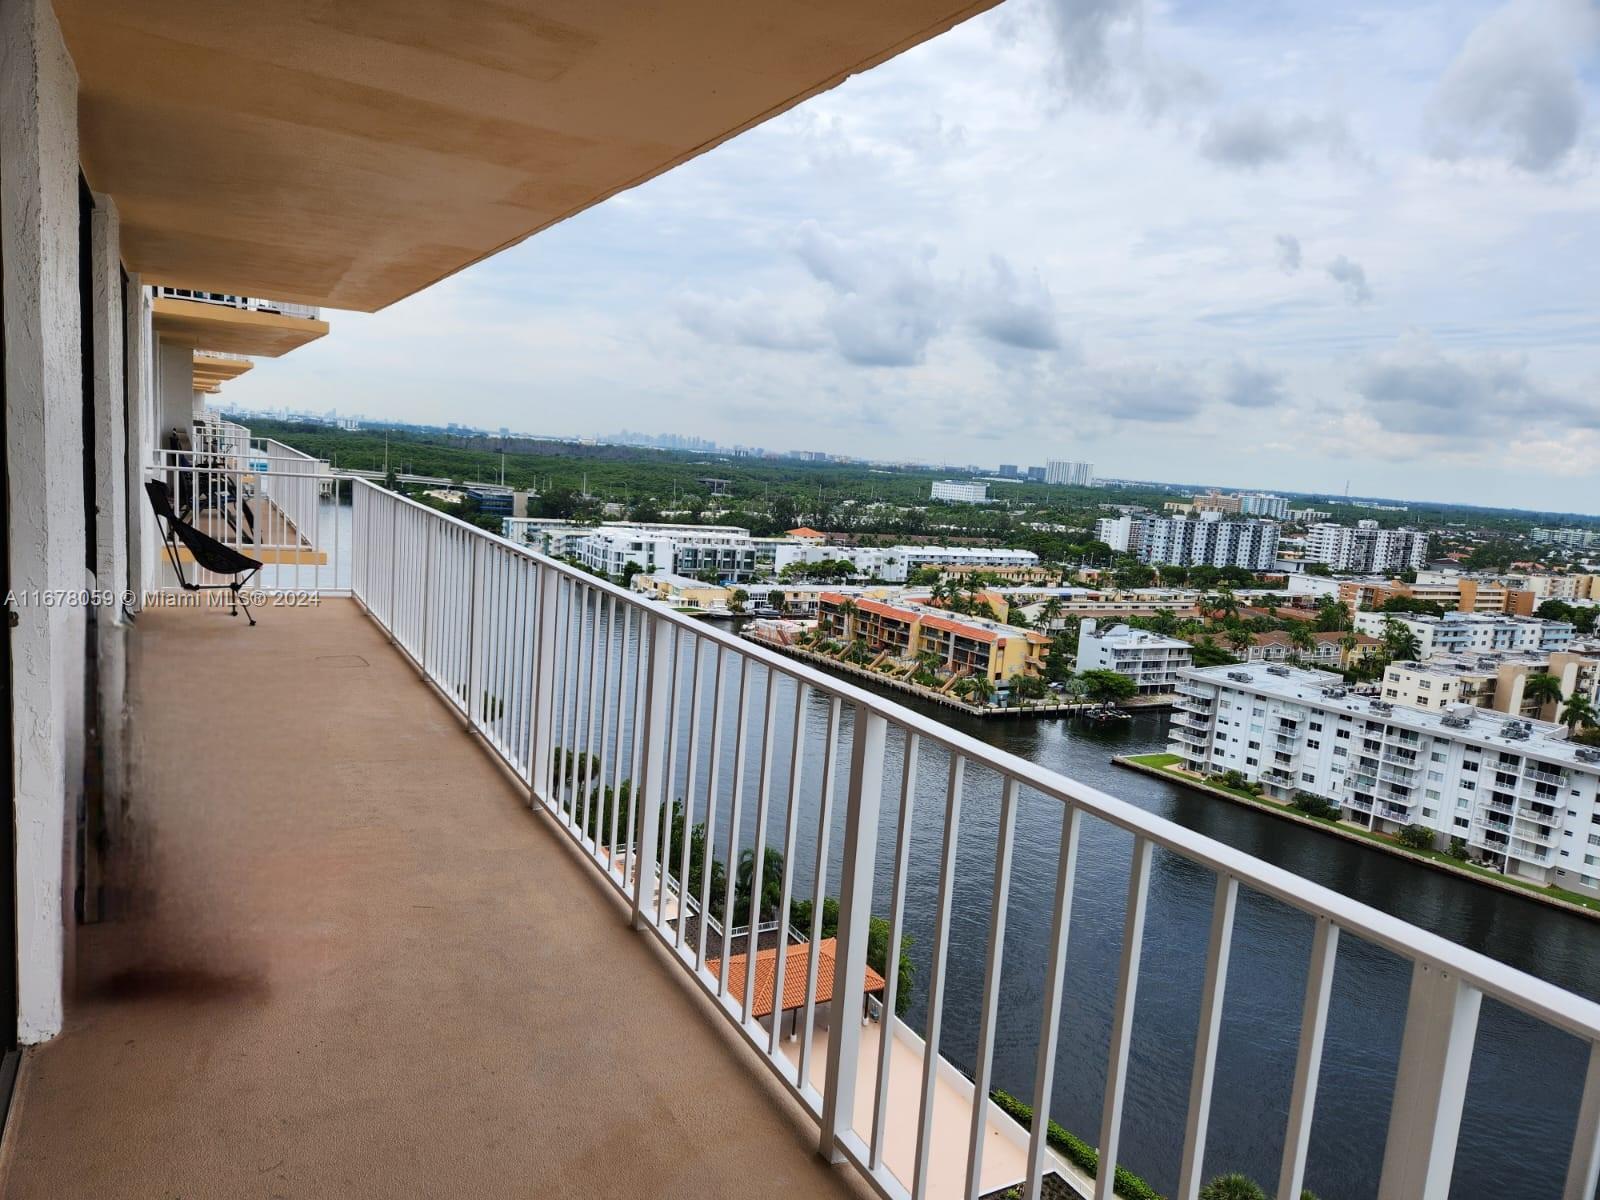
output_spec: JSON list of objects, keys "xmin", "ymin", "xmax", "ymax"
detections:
[
  {"xmin": 817, "ymin": 593, "xmax": 1050, "ymax": 683},
  {"xmin": 631, "ymin": 572, "xmax": 733, "ymax": 613}
]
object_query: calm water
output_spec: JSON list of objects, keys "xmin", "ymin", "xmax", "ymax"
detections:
[{"xmin": 574, "ymin": 618, "xmax": 1600, "ymax": 1198}]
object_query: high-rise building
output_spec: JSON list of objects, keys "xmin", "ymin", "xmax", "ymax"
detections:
[
  {"xmin": 1099, "ymin": 514, "xmax": 1278, "ymax": 569},
  {"xmin": 1236, "ymin": 492, "xmax": 1290, "ymax": 520},
  {"xmin": 998, "ymin": 464, "xmax": 1019, "ymax": 478},
  {"xmin": 1025, "ymin": 466, "xmax": 1047, "ymax": 482},
  {"xmin": 1044, "ymin": 459, "xmax": 1094, "ymax": 487},
  {"xmin": 930, "ymin": 479, "xmax": 989, "ymax": 503},
  {"xmin": 1305, "ymin": 521, "xmax": 1429, "ymax": 572}
]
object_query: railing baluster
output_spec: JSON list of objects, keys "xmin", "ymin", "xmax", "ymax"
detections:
[
  {"xmin": 1276, "ymin": 915, "xmax": 1338, "ymax": 1200},
  {"xmin": 912, "ymin": 753, "xmax": 966, "ymax": 1196},
  {"xmin": 799, "ymin": 695, "xmax": 841, "ymax": 1090},
  {"xmin": 624, "ymin": 609, "xmax": 649, "ymax": 888},
  {"xmin": 655, "ymin": 624, "xmax": 683, "ymax": 928},
  {"xmin": 1025, "ymin": 804, "xmax": 1083, "ymax": 1200},
  {"xmin": 465, "ymin": 536, "xmax": 484, "ymax": 726},
  {"xmin": 1563, "ymin": 1041, "xmax": 1600, "ymax": 1200},
  {"xmin": 677, "ymin": 640, "xmax": 707, "ymax": 949},
  {"xmin": 742, "ymin": 671, "xmax": 781, "ymax": 1023},
  {"xmin": 593, "ymin": 594, "xmax": 617, "ymax": 849},
  {"xmin": 1096, "ymin": 836, "xmax": 1154, "ymax": 1200},
  {"xmin": 559, "ymin": 579, "xmax": 582, "ymax": 820},
  {"xmin": 820, "ymin": 706, "xmax": 886, "ymax": 1164},
  {"xmin": 718, "ymin": 660, "xmax": 753, "ymax": 997},
  {"xmin": 631, "ymin": 612, "xmax": 674, "ymax": 932},
  {"xmin": 695, "ymin": 644, "xmax": 727, "ymax": 971},
  {"xmin": 871, "ymin": 728, "xmax": 918, "ymax": 1169},
  {"xmin": 607, "ymin": 604, "xmax": 636, "ymax": 878},
  {"xmin": 1177, "ymin": 875, "xmax": 1239, "ymax": 1200},
  {"xmin": 580, "ymin": 584, "xmax": 604, "ymax": 844},
  {"xmin": 767, "ymin": 682, "xmax": 809, "ymax": 1056},
  {"xmin": 1377, "ymin": 962, "xmax": 1482, "ymax": 1200},
  {"xmin": 965, "ymin": 776, "xmax": 1019, "ymax": 1199}
]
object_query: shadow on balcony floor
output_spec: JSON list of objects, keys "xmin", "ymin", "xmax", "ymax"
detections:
[{"xmin": 0, "ymin": 599, "xmax": 865, "ymax": 1199}]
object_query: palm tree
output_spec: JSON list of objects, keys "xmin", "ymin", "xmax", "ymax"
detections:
[
  {"xmin": 1522, "ymin": 673, "xmax": 1565, "ymax": 716},
  {"xmin": 1206, "ymin": 590, "xmax": 1240, "ymax": 621},
  {"xmin": 1560, "ymin": 693, "xmax": 1597, "ymax": 734},
  {"xmin": 1039, "ymin": 596, "xmax": 1064, "ymax": 627},
  {"xmin": 1288, "ymin": 623, "xmax": 1317, "ymax": 661},
  {"xmin": 1225, "ymin": 623, "xmax": 1252, "ymax": 656},
  {"xmin": 967, "ymin": 675, "xmax": 994, "ymax": 705}
]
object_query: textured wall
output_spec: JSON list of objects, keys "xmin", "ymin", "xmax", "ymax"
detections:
[
  {"xmin": 156, "ymin": 338, "xmax": 192, "ymax": 444},
  {"xmin": 1, "ymin": 0, "xmax": 87, "ymax": 1043},
  {"xmin": 124, "ymin": 275, "xmax": 157, "ymax": 600}
]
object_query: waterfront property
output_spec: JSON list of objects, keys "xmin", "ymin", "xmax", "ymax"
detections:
[
  {"xmin": 1170, "ymin": 662, "xmax": 1600, "ymax": 894},
  {"xmin": 816, "ymin": 592, "xmax": 1052, "ymax": 685},
  {"xmin": 1075, "ymin": 619, "xmax": 1193, "ymax": 694},
  {"xmin": 9, "ymin": 2, "xmax": 1600, "ymax": 1199},
  {"xmin": 1380, "ymin": 649, "xmax": 1600, "ymax": 718}
]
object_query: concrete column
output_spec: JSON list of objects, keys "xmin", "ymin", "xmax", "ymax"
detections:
[
  {"xmin": 87, "ymin": 195, "xmax": 128, "ymax": 921},
  {"xmin": 157, "ymin": 337, "xmax": 193, "ymax": 445},
  {"xmin": 124, "ymin": 275, "xmax": 157, "ymax": 601},
  {"xmin": 1, "ymin": 0, "xmax": 86, "ymax": 1044}
]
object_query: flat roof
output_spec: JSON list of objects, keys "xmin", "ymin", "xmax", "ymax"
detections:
[{"xmin": 1182, "ymin": 663, "xmax": 1599, "ymax": 770}]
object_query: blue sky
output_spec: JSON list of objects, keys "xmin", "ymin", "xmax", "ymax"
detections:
[{"xmin": 227, "ymin": 0, "xmax": 1600, "ymax": 512}]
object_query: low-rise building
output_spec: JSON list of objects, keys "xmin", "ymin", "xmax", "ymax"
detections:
[
  {"xmin": 1076, "ymin": 619, "xmax": 1193, "ymax": 694},
  {"xmin": 1244, "ymin": 630, "xmax": 1380, "ymax": 669},
  {"xmin": 815, "ymin": 593, "xmax": 1050, "ymax": 683},
  {"xmin": 631, "ymin": 572, "xmax": 734, "ymax": 613},
  {"xmin": 1379, "ymin": 650, "xmax": 1600, "ymax": 719},
  {"xmin": 1169, "ymin": 663, "xmax": 1600, "ymax": 892},
  {"xmin": 1354, "ymin": 611, "xmax": 1574, "ymax": 657}
]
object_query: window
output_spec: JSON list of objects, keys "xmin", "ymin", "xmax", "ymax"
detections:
[
  {"xmin": 1462, "ymin": 760, "xmax": 1478, "ymax": 772},
  {"xmin": 1246, "ymin": 757, "xmax": 1258, "ymax": 766},
  {"xmin": 1309, "ymin": 721, "xmax": 1323, "ymax": 731},
  {"xmin": 1431, "ymin": 751, "xmax": 1446, "ymax": 763},
  {"xmin": 1455, "ymin": 817, "xmax": 1470, "ymax": 830},
  {"xmin": 1333, "ymin": 746, "xmax": 1348, "ymax": 757},
  {"xmin": 1426, "ymin": 789, "xmax": 1441, "ymax": 801},
  {"xmin": 1423, "ymin": 808, "xmax": 1438, "ymax": 819},
  {"xmin": 1336, "ymin": 729, "xmax": 1351, "ymax": 740},
  {"xmin": 1307, "ymin": 739, "xmax": 1320, "ymax": 749},
  {"xmin": 1462, "ymin": 780, "xmax": 1476, "ymax": 791},
  {"xmin": 1302, "ymin": 772, "xmax": 1315, "ymax": 783}
]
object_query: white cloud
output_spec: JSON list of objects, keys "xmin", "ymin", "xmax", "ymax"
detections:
[{"xmin": 1326, "ymin": 255, "xmax": 1374, "ymax": 305}]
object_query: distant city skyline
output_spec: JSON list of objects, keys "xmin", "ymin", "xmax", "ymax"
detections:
[{"xmin": 224, "ymin": 0, "xmax": 1600, "ymax": 512}]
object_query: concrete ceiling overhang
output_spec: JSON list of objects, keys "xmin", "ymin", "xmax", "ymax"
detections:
[
  {"xmin": 57, "ymin": 0, "xmax": 997, "ymax": 313},
  {"xmin": 152, "ymin": 297, "xmax": 330, "ymax": 356}
]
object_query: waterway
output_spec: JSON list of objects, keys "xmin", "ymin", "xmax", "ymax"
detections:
[{"xmin": 599, "ymin": 619, "xmax": 1600, "ymax": 1197}]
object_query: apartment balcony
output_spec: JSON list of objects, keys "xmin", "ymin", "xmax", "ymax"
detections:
[{"xmin": 10, "ymin": 475, "xmax": 1600, "ymax": 1200}]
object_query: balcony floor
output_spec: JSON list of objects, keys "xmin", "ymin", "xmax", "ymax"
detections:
[{"xmin": 0, "ymin": 599, "xmax": 866, "ymax": 1199}]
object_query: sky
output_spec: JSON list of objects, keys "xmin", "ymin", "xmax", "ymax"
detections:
[{"xmin": 225, "ymin": 0, "xmax": 1600, "ymax": 513}]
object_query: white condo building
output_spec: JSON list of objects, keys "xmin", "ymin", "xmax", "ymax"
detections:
[
  {"xmin": 1075, "ymin": 619, "xmax": 1193, "ymax": 693},
  {"xmin": 1123, "ymin": 514, "xmax": 1279, "ymax": 569},
  {"xmin": 1044, "ymin": 460, "xmax": 1094, "ymax": 487},
  {"xmin": 1354, "ymin": 611, "xmax": 1575, "ymax": 657},
  {"xmin": 1304, "ymin": 520, "xmax": 1429, "ymax": 573},
  {"xmin": 930, "ymin": 479, "xmax": 989, "ymax": 503},
  {"xmin": 1170, "ymin": 663, "xmax": 1600, "ymax": 891},
  {"xmin": 1236, "ymin": 492, "xmax": 1290, "ymax": 520}
]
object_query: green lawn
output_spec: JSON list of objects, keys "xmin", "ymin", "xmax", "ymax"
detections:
[{"xmin": 1120, "ymin": 754, "xmax": 1600, "ymax": 916}]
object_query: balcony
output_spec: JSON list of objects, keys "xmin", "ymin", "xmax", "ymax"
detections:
[{"xmin": 12, "ymin": 474, "xmax": 1600, "ymax": 1200}]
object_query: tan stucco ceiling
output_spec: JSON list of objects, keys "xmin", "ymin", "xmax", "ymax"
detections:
[
  {"xmin": 58, "ymin": 0, "xmax": 996, "ymax": 313},
  {"xmin": 153, "ymin": 297, "xmax": 330, "ymax": 356}
]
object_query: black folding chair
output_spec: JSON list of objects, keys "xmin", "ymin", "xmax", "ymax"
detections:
[{"xmin": 146, "ymin": 479, "xmax": 264, "ymax": 625}]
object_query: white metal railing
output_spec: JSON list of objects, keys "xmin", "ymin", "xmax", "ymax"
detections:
[
  {"xmin": 147, "ymin": 447, "xmax": 351, "ymax": 594},
  {"xmin": 154, "ymin": 286, "xmax": 320, "ymax": 320},
  {"xmin": 346, "ymin": 478, "xmax": 1600, "ymax": 1200}
]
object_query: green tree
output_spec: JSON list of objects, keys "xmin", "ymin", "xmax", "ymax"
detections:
[
  {"xmin": 1199, "ymin": 1175, "xmax": 1266, "ymax": 1200},
  {"xmin": 1381, "ymin": 617, "xmax": 1422, "ymax": 663},
  {"xmin": 1522, "ymin": 673, "xmax": 1565, "ymax": 712},
  {"xmin": 1398, "ymin": 823, "xmax": 1435, "ymax": 851},
  {"xmin": 729, "ymin": 588, "xmax": 750, "ymax": 614},
  {"xmin": 619, "ymin": 560, "xmax": 645, "ymax": 587},
  {"xmin": 1561, "ymin": 693, "xmax": 1597, "ymax": 733},
  {"xmin": 1078, "ymin": 669, "xmax": 1137, "ymax": 705}
]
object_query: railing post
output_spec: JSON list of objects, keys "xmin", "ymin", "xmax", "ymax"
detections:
[
  {"xmin": 466, "ymin": 536, "xmax": 485, "ymax": 726},
  {"xmin": 1377, "ymin": 961, "xmax": 1482, "ymax": 1200},
  {"xmin": 820, "ymin": 705, "xmax": 886, "ymax": 1163},
  {"xmin": 631, "ymin": 613, "xmax": 673, "ymax": 930},
  {"xmin": 530, "ymin": 562, "xmax": 560, "ymax": 808},
  {"xmin": 419, "ymin": 517, "xmax": 435, "ymax": 674}
]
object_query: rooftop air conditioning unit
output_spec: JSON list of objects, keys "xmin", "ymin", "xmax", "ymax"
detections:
[
  {"xmin": 1266, "ymin": 665, "xmax": 1292, "ymax": 677},
  {"xmin": 1371, "ymin": 700, "xmax": 1393, "ymax": 713},
  {"xmin": 1574, "ymin": 748, "xmax": 1600, "ymax": 764},
  {"xmin": 1227, "ymin": 670, "xmax": 1253, "ymax": 683}
]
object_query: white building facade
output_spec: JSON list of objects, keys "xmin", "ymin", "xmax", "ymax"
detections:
[
  {"xmin": 1354, "ymin": 611, "xmax": 1575, "ymax": 657},
  {"xmin": 1170, "ymin": 664, "xmax": 1600, "ymax": 891},
  {"xmin": 1304, "ymin": 521, "xmax": 1429, "ymax": 573},
  {"xmin": 1044, "ymin": 460, "xmax": 1094, "ymax": 487},
  {"xmin": 1131, "ymin": 515, "xmax": 1280, "ymax": 569},
  {"xmin": 1236, "ymin": 492, "xmax": 1290, "ymax": 520},
  {"xmin": 1075, "ymin": 619, "xmax": 1193, "ymax": 693},
  {"xmin": 930, "ymin": 479, "xmax": 989, "ymax": 503}
]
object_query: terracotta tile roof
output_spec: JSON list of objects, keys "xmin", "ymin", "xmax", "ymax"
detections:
[
  {"xmin": 705, "ymin": 937, "xmax": 886, "ymax": 1019},
  {"xmin": 919, "ymin": 614, "xmax": 1000, "ymax": 642},
  {"xmin": 787, "ymin": 527, "xmax": 827, "ymax": 539}
]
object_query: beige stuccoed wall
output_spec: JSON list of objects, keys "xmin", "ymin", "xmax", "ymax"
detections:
[{"xmin": 1, "ymin": 0, "xmax": 88, "ymax": 1043}]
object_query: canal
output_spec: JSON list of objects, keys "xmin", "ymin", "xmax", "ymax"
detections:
[{"xmin": 609, "ymin": 624, "xmax": 1599, "ymax": 1198}]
